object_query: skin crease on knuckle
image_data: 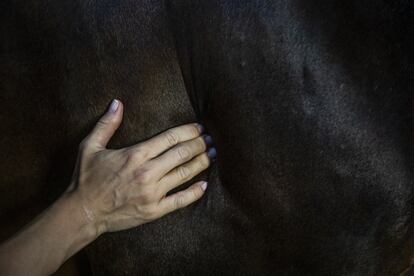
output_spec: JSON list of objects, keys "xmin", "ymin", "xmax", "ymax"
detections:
[
  {"xmin": 174, "ymin": 193, "xmax": 187, "ymax": 210},
  {"xmin": 165, "ymin": 130, "xmax": 180, "ymax": 147},
  {"xmin": 177, "ymin": 145, "xmax": 191, "ymax": 161},
  {"xmin": 95, "ymin": 119, "xmax": 112, "ymax": 132},
  {"xmin": 177, "ymin": 165, "xmax": 191, "ymax": 181},
  {"xmin": 174, "ymin": 137, "xmax": 205, "ymax": 163}
]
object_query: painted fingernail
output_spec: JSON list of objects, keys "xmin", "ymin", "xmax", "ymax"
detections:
[
  {"xmin": 108, "ymin": 99, "xmax": 119, "ymax": 113},
  {"xmin": 207, "ymin": 147, "xmax": 217, "ymax": 159},
  {"xmin": 201, "ymin": 181, "xmax": 208, "ymax": 191},
  {"xmin": 196, "ymin": 123, "xmax": 205, "ymax": 133},
  {"xmin": 203, "ymin": 135, "xmax": 213, "ymax": 146}
]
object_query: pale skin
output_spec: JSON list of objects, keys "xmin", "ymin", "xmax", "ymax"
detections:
[{"xmin": 0, "ymin": 99, "xmax": 215, "ymax": 276}]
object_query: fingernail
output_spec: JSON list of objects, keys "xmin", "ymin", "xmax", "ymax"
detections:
[
  {"xmin": 108, "ymin": 99, "xmax": 119, "ymax": 113},
  {"xmin": 207, "ymin": 147, "xmax": 217, "ymax": 159},
  {"xmin": 203, "ymin": 135, "xmax": 213, "ymax": 146},
  {"xmin": 196, "ymin": 123, "xmax": 205, "ymax": 133},
  {"xmin": 201, "ymin": 181, "xmax": 208, "ymax": 191}
]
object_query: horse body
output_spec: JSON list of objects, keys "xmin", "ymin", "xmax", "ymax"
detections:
[{"xmin": 1, "ymin": 0, "xmax": 413, "ymax": 275}]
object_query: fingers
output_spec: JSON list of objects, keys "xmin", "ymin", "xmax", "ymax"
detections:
[
  {"xmin": 157, "ymin": 181, "xmax": 208, "ymax": 216},
  {"xmin": 83, "ymin": 99, "xmax": 124, "ymax": 151},
  {"xmin": 131, "ymin": 123, "xmax": 204, "ymax": 160},
  {"xmin": 147, "ymin": 136, "xmax": 208, "ymax": 179},
  {"xmin": 157, "ymin": 152, "xmax": 210, "ymax": 195}
]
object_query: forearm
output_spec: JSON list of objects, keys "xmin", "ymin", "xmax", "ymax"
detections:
[{"xmin": 0, "ymin": 192, "xmax": 98, "ymax": 276}]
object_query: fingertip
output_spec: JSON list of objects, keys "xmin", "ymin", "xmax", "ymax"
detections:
[
  {"xmin": 193, "ymin": 181, "xmax": 208, "ymax": 194},
  {"xmin": 195, "ymin": 123, "xmax": 205, "ymax": 134},
  {"xmin": 107, "ymin": 99, "xmax": 124, "ymax": 125},
  {"xmin": 192, "ymin": 181, "xmax": 207, "ymax": 202},
  {"xmin": 107, "ymin": 99, "xmax": 124, "ymax": 116},
  {"xmin": 199, "ymin": 181, "xmax": 208, "ymax": 192}
]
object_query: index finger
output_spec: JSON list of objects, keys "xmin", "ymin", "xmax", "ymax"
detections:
[{"xmin": 132, "ymin": 123, "xmax": 204, "ymax": 160}]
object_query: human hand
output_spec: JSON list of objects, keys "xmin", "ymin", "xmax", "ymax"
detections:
[{"xmin": 66, "ymin": 99, "xmax": 215, "ymax": 236}]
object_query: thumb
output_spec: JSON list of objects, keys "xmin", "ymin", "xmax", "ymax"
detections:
[{"xmin": 86, "ymin": 99, "xmax": 123, "ymax": 150}]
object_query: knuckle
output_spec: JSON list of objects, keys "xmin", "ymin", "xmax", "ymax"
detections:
[
  {"xmin": 177, "ymin": 146, "xmax": 190, "ymax": 161},
  {"xmin": 96, "ymin": 119, "xmax": 109, "ymax": 129},
  {"xmin": 177, "ymin": 166, "xmax": 190, "ymax": 180},
  {"xmin": 137, "ymin": 190, "xmax": 155, "ymax": 204},
  {"xmin": 134, "ymin": 168, "xmax": 153, "ymax": 184},
  {"xmin": 165, "ymin": 130, "xmax": 179, "ymax": 147},
  {"xmin": 127, "ymin": 146, "xmax": 148, "ymax": 163}
]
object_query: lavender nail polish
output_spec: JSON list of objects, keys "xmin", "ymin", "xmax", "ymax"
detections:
[
  {"xmin": 108, "ymin": 99, "xmax": 119, "ymax": 113},
  {"xmin": 207, "ymin": 147, "xmax": 217, "ymax": 159},
  {"xmin": 196, "ymin": 123, "xmax": 205, "ymax": 133},
  {"xmin": 201, "ymin": 181, "xmax": 208, "ymax": 191},
  {"xmin": 203, "ymin": 135, "xmax": 213, "ymax": 146}
]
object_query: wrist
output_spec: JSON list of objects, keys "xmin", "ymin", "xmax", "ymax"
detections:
[
  {"xmin": 59, "ymin": 190, "xmax": 103, "ymax": 240},
  {"xmin": 53, "ymin": 191, "xmax": 101, "ymax": 262}
]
